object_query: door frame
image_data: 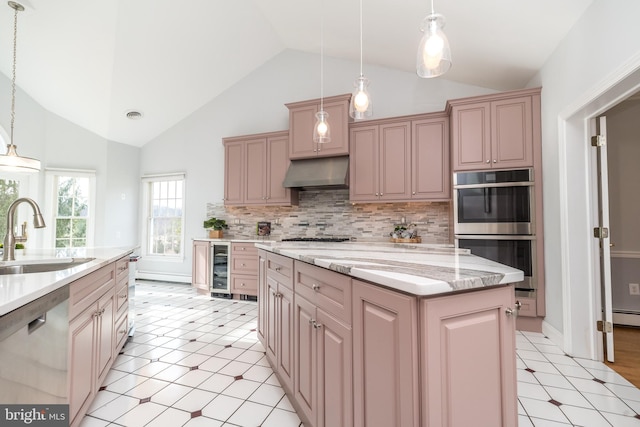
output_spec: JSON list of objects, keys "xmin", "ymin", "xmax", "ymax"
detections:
[{"xmin": 558, "ymin": 60, "xmax": 640, "ymax": 360}]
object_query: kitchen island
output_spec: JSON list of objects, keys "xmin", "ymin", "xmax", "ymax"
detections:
[
  {"xmin": 0, "ymin": 247, "xmax": 135, "ymax": 427},
  {"xmin": 255, "ymin": 241, "xmax": 522, "ymax": 427}
]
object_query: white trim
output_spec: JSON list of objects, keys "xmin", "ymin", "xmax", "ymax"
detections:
[
  {"xmin": 45, "ymin": 167, "xmax": 96, "ymax": 174},
  {"xmin": 141, "ymin": 172, "xmax": 186, "ymax": 182},
  {"xmin": 613, "ymin": 312, "xmax": 640, "ymax": 327},
  {"xmin": 136, "ymin": 271, "xmax": 191, "ymax": 284},
  {"xmin": 541, "ymin": 320, "xmax": 564, "ymax": 351}
]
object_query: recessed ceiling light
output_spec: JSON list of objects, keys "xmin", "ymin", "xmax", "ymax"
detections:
[{"xmin": 126, "ymin": 110, "xmax": 143, "ymax": 120}]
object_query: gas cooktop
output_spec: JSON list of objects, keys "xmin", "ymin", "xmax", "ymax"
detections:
[{"xmin": 280, "ymin": 237, "xmax": 350, "ymax": 242}]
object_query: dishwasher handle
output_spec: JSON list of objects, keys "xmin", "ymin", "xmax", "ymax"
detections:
[{"xmin": 28, "ymin": 313, "xmax": 47, "ymax": 334}]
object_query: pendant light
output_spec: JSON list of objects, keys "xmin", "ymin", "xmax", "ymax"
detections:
[
  {"xmin": 416, "ymin": 0, "xmax": 452, "ymax": 78},
  {"xmin": 349, "ymin": 0, "xmax": 372, "ymax": 119},
  {"xmin": 313, "ymin": 0, "xmax": 331, "ymax": 144},
  {"xmin": 0, "ymin": 1, "xmax": 40, "ymax": 173}
]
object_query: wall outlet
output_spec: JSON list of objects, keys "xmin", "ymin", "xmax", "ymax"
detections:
[{"xmin": 629, "ymin": 283, "xmax": 640, "ymax": 295}]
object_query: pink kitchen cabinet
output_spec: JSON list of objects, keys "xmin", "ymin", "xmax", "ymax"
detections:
[
  {"xmin": 191, "ymin": 240, "xmax": 210, "ymax": 295},
  {"xmin": 223, "ymin": 130, "xmax": 297, "ymax": 206},
  {"xmin": 286, "ymin": 94, "xmax": 351, "ymax": 159},
  {"xmin": 257, "ymin": 250, "xmax": 267, "ymax": 343},
  {"xmin": 448, "ymin": 88, "xmax": 540, "ymax": 171},
  {"xmin": 412, "ymin": 115, "xmax": 450, "ymax": 200},
  {"xmin": 420, "ymin": 285, "xmax": 517, "ymax": 427}
]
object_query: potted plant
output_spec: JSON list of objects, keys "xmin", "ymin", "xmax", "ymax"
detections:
[{"xmin": 203, "ymin": 217, "xmax": 228, "ymax": 238}]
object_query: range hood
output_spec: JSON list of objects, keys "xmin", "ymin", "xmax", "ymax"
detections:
[{"xmin": 282, "ymin": 156, "xmax": 349, "ymax": 189}]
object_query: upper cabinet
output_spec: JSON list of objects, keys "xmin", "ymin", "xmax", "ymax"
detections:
[
  {"xmin": 447, "ymin": 88, "xmax": 540, "ymax": 171},
  {"xmin": 223, "ymin": 130, "xmax": 298, "ymax": 206},
  {"xmin": 286, "ymin": 94, "xmax": 352, "ymax": 159},
  {"xmin": 350, "ymin": 113, "xmax": 450, "ymax": 203}
]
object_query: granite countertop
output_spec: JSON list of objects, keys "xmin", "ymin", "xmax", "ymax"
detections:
[
  {"xmin": 255, "ymin": 241, "xmax": 524, "ymax": 297},
  {"xmin": 0, "ymin": 247, "xmax": 135, "ymax": 316}
]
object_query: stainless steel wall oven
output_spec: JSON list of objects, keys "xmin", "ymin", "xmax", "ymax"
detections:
[{"xmin": 454, "ymin": 168, "xmax": 538, "ymax": 298}]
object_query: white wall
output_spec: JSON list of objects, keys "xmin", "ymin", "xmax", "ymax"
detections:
[
  {"xmin": 138, "ymin": 49, "xmax": 496, "ymax": 279},
  {"xmin": 528, "ymin": 0, "xmax": 640, "ymax": 356},
  {"xmin": 0, "ymin": 72, "xmax": 140, "ymax": 249}
]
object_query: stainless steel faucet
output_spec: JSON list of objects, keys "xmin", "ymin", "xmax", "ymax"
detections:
[{"xmin": 2, "ymin": 198, "xmax": 46, "ymax": 261}]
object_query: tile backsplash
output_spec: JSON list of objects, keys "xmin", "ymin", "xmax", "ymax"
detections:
[{"xmin": 205, "ymin": 189, "xmax": 451, "ymax": 243}]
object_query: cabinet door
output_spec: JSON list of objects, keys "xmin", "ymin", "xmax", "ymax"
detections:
[
  {"xmin": 412, "ymin": 117, "xmax": 450, "ymax": 200},
  {"xmin": 451, "ymin": 102, "xmax": 491, "ymax": 171},
  {"xmin": 349, "ymin": 126, "xmax": 379, "ymax": 202},
  {"xmin": 317, "ymin": 308, "xmax": 352, "ymax": 427},
  {"xmin": 491, "ymin": 96, "xmax": 533, "ymax": 168},
  {"xmin": 244, "ymin": 138, "xmax": 267, "ymax": 205},
  {"xmin": 224, "ymin": 141, "xmax": 245, "ymax": 205},
  {"xmin": 68, "ymin": 306, "xmax": 96, "ymax": 426},
  {"xmin": 352, "ymin": 280, "xmax": 419, "ymax": 427},
  {"xmin": 289, "ymin": 104, "xmax": 318, "ymax": 159},
  {"xmin": 316, "ymin": 99, "xmax": 349, "ymax": 158},
  {"xmin": 192, "ymin": 241, "xmax": 210, "ymax": 294},
  {"xmin": 257, "ymin": 252, "xmax": 267, "ymax": 343},
  {"xmin": 96, "ymin": 290, "xmax": 115, "ymax": 387},
  {"xmin": 278, "ymin": 284, "xmax": 295, "ymax": 392},
  {"xmin": 266, "ymin": 133, "xmax": 293, "ymax": 204},
  {"xmin": 421, "ymin": 286, "xmax": 517, "ymax": 427},
  {"xmin": 379, "ymin": 121, "xmax": 411, "ymax": 201},
  {"xmin": 265, "ymin": 276, "xmax": 279, "ymax": 365},
  {"xmin": 294, "ymin": 295, "xmax": 317, "ymax": 426}
]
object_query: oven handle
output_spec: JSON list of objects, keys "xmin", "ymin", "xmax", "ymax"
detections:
[
  {"xmin": 453, "ymin": 181, "xmax": 533, "ymax": 190},
  {"xmin": 455, "ymin": 234, "xmax": 536, "ymax": 241},
  {"xmin": 484, "ymin": 188, "xmax": 491, "ymax": 214}
]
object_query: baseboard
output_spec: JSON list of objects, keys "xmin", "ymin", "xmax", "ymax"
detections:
[
  {"xmin": 613, "ymin": 311, "xmax": 640, "ymax": 327},
  {"xmin": 135, "ymin": 271, "xmax": 192, "ymax": 284},
  {"xmin": 541, "ymin": 320, "xmax": 564, "ymax": 351}
]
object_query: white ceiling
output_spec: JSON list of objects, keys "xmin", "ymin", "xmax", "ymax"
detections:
[{"xmin": 0, "ymin": 0, "xmax": 594, "ymax": 147}]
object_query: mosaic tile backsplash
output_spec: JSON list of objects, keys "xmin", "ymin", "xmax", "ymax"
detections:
[{"xmin": 205, "ymin": 189, "xmax": 451, "ymax": 243}]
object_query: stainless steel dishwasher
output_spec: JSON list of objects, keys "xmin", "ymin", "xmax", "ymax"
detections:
[{"xmin": 0, "ymin": 285, "xmax": 69, "ymax": 404}]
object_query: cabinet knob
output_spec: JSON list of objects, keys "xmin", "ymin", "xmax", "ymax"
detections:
[
  {"xmin": 493, "ymin": 159, "xmax": 497, "ymax": 163},
  {"xmin": 412, "ymin": 191, "xmax": 416, "ymax": 195},
  {"xmin": 312, "ymin": 283, "xmax": 320, "ymax": 291},
  {"xmin": 375, "ymin": 192, "xmax": 379, "ymax": 196},
  {"xmin": 119, "ymin": 329, "xmax": 127, "ymax": 335},
  {"xmin": 505, "ymin": 301, "xmax": 522, "ymax": 317},
  {"xmin": 486, "ymin": 160, "xmax": 490, "ymax": 163},
  {"xmin": 240, "ymin": 247, "xmax": 245, "ymax": 251},
  {"xmin": 275, "ymin": 267, "xmax": 281, "ymax": 272},
  {"xmin": 241, "ymin": 263, "xmax": 246, "ymax": 267},
  {"xmin": 380, "ymin": 193, "xmax": 383, "ymax": 196},
  {"xmin": 240, "ymin": 283, "xmax": 245, "ymax": 287}
]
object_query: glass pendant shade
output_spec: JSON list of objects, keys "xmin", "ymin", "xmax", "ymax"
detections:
[
  {"xmin": 313, "ymin": 110, "xmax": 331, "ymax": 144},
  {"xmin": 0, "ymin": 144, "xmax": 41, "ymax": 173},
  {"xmin": 349, "ymin": 76, "xmax": 372, "ymax": 119},
  {"xmin": 416, "ymin": 13, "xmax": 452, "ymax": 78}
]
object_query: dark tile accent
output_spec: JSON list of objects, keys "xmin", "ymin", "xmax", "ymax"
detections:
[
  {"xmin": 190, "ymin": 366, "xmax": 199, "ymax": 371},
  {"xmin": 250, "ymin": 329, "xmax": 256, "ymax": 332},
  {"xmin": 214, "ymin": 310, "xmax": 219, "ymax": 313},
  {"xmin": 190, "ymin": 338, "xmax": 197, "ymax": 342},
  {"xmin": 99, "ymin": 386, "xmax": 107, "ymax": 391},
  {"xmin": 525, "ymin": 368, "xmax": 535, "ymax": 373},
  {"xmin": 593, "ymin": 378, "xmax": 606, "ymax": 384},
  {"xmin": 219, "ymin": 325, "xmax": 225, "ymax": 327},
  {"xmin": 635, "ymin": 414, "xmax": 640, "ymax": 420},
  {"xmin": 234, "ymin": 375, "xmax": 243, "ymax": 381},
  {"xmin": 140, "ymin": 397, "xmax": 151, "ymax": 404},
  {"xmin": 191, "ymin": 410, "xmax": 202, "ymax": 418},
  {"xmin": 225, "ymin": 345, "xmax": 232, "ymax": 348},
  {"xmin": 189, "ymin": 307, "xmax": 194, "ymax": 309},
  {"xmin": 240, "ymin": 313, "xmax": 246, "ymax": 316},
  {"xmin": 189, "ymin": 321, "xmax": 195, "ymax": 323},
  {"xmin": 150, "ymin": 358, "xmax": 159, "ymax": 362},
  {"xmin": 548, "ymin": 399, "xmax": 562, "ymax": 407}
]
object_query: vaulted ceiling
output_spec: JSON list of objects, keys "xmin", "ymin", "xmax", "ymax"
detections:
[{"xmin": 0, "ymin": 0, "xmax": 594, "ymax": 146}]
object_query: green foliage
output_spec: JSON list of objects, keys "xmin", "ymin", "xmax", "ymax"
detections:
[
  {"xmin": 0, "ymin": 179, "xmax": 20, "ymax": 237},
  {"xmin": 203, "ymin": 217, "xmax": 228, "ymax": 230}
]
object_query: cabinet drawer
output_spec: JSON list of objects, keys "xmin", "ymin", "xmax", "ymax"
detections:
[
  {"xmin": 231, "ymin": 255, "xmax": 259, "ymax": 274},
  {"xmin": 69, "ymin": 264, "xmax": 116, "ymax": 321},
  {"xmin": 515, "ymin": 297, "xmax": 537, "ymax": 317},
  {"xmin": 115, "ymin": 277, "xmax": 129, "ymax": 316},
  {"xmin": 114, "ymin": 313, "xmax": 128, "ymax": 352},
  {"xmin": 231, "ymin": 275, "xmax": 258, "ymax": 296},
  {"xmin": 115, "ymin": 255, "xmax": 129, "ymax": 283},
  {"xmin": 232, "ymin": 242, "xmax": 258, "ymax": 255},
  {"xmin": 266, "ymin": 252, "xmax": 294, "ymax": 287},
  {"xmin": 294, "ymin": 261, "xmax": 352, "ymax": 325}
]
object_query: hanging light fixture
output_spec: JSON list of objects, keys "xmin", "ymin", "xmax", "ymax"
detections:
[
  {"xmin": 349, "ymin": 0, "xmax": 372, "ymax": 119},
  {"xmin": 313, "ymin": 0, "xmax": 331, "ymax": 144},
  {"xmin": 0, "ymin": 1, "xmax": 40, "ymax": 173},
  {"xmin": 416, "ymin": 0, "xmax": 452, "ymax": 78}
]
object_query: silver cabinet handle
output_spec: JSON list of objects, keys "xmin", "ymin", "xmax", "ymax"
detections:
[
  {"xmin": 312, "ymin": 283, "xmax": 320, "ymax": 291},
  {"xmin": 493, "ymin": 159, "xmax": 497, "ymax": 163},
  {"xmin": 486, "ymin": 159, "xmax": 490, "ymax": 163},
  {"xmin": 275, "ymin": 267, "xmax": 281, "ymax": 272},
  {"xmin": 505, "ymin": 301, "xmax": 522, "ymax": 317}
]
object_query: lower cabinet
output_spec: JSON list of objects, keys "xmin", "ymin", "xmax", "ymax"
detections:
[
  {"xmin": 192, "ymin": 240, "xmax": 211, "ymax": 294},
  {"xmin": 68, "ymin": 255, "xmax": 130, "ymax": 427},
  {"xmin": 258, "ymin": 256, "xmax": 517, "ymax": 427}
]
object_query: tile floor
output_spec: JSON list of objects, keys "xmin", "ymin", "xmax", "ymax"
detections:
[{"xmin": 80, "ymin": 281, "xmax": 640, "ymax": 427}]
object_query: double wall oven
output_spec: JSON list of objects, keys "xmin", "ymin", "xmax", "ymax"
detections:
[{"xmin": 454, "ymin": 169, "xmax": 537, "ymax": 299}]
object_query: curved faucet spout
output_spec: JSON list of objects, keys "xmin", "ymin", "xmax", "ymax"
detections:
[{"xmin": 3, "ymin": 197, "xmax": 46, "ymax": 261}]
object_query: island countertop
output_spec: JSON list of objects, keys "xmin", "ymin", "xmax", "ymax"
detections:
[
  {"xmin": 0, "ymin": 247, "xmax": 135, "ymax": 316},
  {"xmin": 255, "ymin": 241, "xmax": 524, "ymax": 296}
]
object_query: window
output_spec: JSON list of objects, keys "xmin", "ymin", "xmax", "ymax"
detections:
[
  {"xmin": 44, "ymin": 170, "xmax": 96, "ymax": 249},
  {"xmin": 0, "ymin": 178, "xmax": 21, "ymax": 238},
  {"xmin": 142, "ymin": 173, "xmax": 185, "ymax": 260}
]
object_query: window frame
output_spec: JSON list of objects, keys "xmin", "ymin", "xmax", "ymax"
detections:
[
  {"xmin": 141, "ymin": 172, "xmax": 186, "ymax": 262},
  {"xmin": 44, "ymin": 169, "xmax": 96, "ymax": 249}
]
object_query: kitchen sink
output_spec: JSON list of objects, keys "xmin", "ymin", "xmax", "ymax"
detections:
[{"xmin": 0, "ymin": 258, "xmax": 96, "ymax": 275}]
